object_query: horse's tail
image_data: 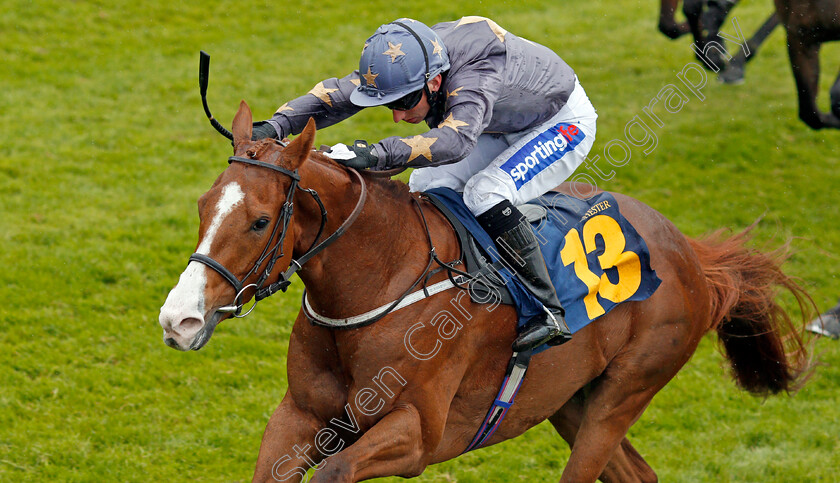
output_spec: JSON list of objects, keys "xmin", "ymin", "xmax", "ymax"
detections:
[{"xmin": 686, "ymin": 225, "xmax": 814, "ymax": 396}]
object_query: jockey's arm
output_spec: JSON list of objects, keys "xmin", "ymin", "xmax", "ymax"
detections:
[
  {"xmin": 374, "ymin": 60, "xmax": 502, "ymax": 169},
  {"xmin": 261, "ymin": 72, "xmax": 364, "ymax": 139}
]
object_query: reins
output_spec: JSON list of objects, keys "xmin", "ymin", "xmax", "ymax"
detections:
[{"xmin": 303, "ymin": 195, "xmax": 473, "ymax": 329}]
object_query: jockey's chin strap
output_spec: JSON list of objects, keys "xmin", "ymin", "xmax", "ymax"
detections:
[{"xmin": 189, "ymin": 154, "xmax": 367, "ymax": 317}]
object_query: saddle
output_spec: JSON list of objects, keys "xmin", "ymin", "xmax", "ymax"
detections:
[{"xmin": 423, "ymin": 190, "xmax": 549, "ymax": 311}]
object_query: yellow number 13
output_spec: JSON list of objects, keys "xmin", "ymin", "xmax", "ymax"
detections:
[{"xmin": 560, "ymin": 215, "xmax": 642, "ymax": 319}]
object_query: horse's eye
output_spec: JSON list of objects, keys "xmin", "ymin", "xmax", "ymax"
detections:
[{"xmin": 252, "ymin": 218, "xmax": 270, "ymax": 231}]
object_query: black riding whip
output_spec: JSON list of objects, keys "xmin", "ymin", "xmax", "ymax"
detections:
[{"xmin": 199, "ymin": 50, "xmax": 234, "ymax": 140}]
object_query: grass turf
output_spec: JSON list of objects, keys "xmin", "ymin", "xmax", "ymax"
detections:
[{"xmin": 1, "ymin": 0, "xmax": 838, "ymax": 481}]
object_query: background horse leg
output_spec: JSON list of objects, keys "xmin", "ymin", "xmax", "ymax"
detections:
[
  {"xmin": 659, "ymin": 0, "xmax": 690, "ymax": 39},
  {"xmin": 719, "ymin": 13, "xmax": 780, "ymax": 84},
  {"xmin": 549, "ymin": 392, "xmax": 658, "ymax": 483},
  {"xmin": 830, "ymin": 67, "xmax": 840, "ymax": 118},
  {"xmin": 786, "ymin": 33, "xmax": 840, "ymax": 129},
  {"xmin": 701, "ymin": 0, "xmax": 737, "ymax": 39},
  {"xmin": 684, "ymin": 0, "xmax": 717, "ymax": 70},
  {"xmin": 686, "ymin": 0, "xmax": 735, "ymax": 71},
  {"xmin": 309, "ymin": 405, "xmax": 427, "ymax": 483},
  {"xmin": 682, "ymin": 0, "xmax": 705, "ymax": 47}
]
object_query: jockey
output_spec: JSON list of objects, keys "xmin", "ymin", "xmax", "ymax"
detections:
[{"xmin": 251, "ymin": 17, "xmax": 598, "ymax": 352}]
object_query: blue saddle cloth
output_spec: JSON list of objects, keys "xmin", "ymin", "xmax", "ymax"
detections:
[{"xmin": 425, "ymin": 187, "xmax": 661, "ymax": 343}]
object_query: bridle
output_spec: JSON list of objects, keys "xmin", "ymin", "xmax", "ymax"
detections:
[{"xmin": 188, "ymin": 153, "xmax": 367, "ymax": 317}]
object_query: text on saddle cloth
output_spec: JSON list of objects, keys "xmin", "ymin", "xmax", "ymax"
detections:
[{"xmin": 423, "ymin": 187, "xmax": 662, "ymax": 335}]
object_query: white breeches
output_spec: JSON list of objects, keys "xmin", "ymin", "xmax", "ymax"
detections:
[{"xmin": 409, "ymin": 78, "xmax": 597, "ymax": 215}]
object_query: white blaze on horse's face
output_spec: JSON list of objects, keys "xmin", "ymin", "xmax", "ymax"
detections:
[{"xmin": 159, "ymin": 182, "xmax": 245, "ymax": 350}]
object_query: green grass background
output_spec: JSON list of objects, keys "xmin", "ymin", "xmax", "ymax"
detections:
[{"xmin": 2, "ymin": 0, "xmax": 839, "ymax": 481}]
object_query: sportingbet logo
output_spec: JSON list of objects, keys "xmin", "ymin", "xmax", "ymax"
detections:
[{"xmin": 502, "ymin": 123, "xmax": 585, "ymax": 188}]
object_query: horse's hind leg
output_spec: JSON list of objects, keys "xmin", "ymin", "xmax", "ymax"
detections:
[
  {"xmin": 556, "ymin": 313, "xmax": 699, "ymax": 483},
  {"xmin": 549, "ymin": 391, "xmax": 657, "ymax": 483},
  {"xmin": 658, "ymin": 0, "xmax": 689, "ymax": 39},
  {"xmin": 557, "ymin": 373, "xmax": 667, "ymax": 482}
]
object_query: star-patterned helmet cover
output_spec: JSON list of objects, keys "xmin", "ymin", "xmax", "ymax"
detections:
[{"xmin": 349, "ymin": 19, "xmax": 450, "ymax": 107}]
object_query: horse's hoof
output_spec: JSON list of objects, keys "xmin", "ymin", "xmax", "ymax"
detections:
[
  {"xmin": 819, "ymin": 112, "xmax": 840, "ymax": 129},
  {"xmin": 718, "ymin": 69, "xmax": 745, "ymax": 85},
  {"xmin": 806, "ymin": 302, "xmax": 840, "ymax": 339}
]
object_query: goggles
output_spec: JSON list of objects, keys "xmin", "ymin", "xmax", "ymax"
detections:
[{"xmin": 384, "ymin": 88, "xmax": 424, "ymax": 111}]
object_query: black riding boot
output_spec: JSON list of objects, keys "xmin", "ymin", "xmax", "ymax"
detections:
[{"xmin": 477, "ymin": 200, "xmax": 572, "ymax": 352}]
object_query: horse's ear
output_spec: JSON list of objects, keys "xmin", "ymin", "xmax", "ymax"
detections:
[
  {"xmin": 283, "ymin": 117, "xmax": 316, "ymax": 169},
  {"xmin": 231, "ymin": 100, "xmax": 252, "ymax": 150}
]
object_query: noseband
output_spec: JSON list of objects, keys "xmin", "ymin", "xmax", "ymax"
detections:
[{"xmin": 189, "ymin": 154, "xmax": 367, "ymax": 317}]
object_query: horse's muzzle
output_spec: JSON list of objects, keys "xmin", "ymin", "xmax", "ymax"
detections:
[{"xmin": 160, "ymin": 311, "xmax": 221, "ymax": 351}]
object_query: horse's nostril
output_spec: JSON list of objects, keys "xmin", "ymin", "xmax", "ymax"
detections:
[{"xmin": 179, "ymin": 317, "xmax": 204, "ymax": 333}]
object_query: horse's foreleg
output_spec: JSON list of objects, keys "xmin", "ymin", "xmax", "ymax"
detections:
[
  {"xmin": 683, "ymin": 0, "xmax": 732, "ymax": 71},
  {"xmin": 719, "ymin": 13, "xmax": 779, "ymax": 84},
  {"xmin": 252, "ymin": 395, "xmax": 327, "ymax": 483},
  {"xmin": 252, "ymin": 318, "xmax": 352, "ymax": 482},
  {"xmin": 549, "ymin": 392, "xmax": 657, "ymax": 483},
  {"xmin": 682, "ymin": 0, "xmax": 704, "ymax": 42},
  {"xmin": 309, "ymin": 404, "xmax": 426, "ymax": 483},
  {"xmin": 786, "ymin": 33, "xmax": 837, "ymax": 129},
  {"xmin": 701, "ymin": 0, "xmax": 738, "ymax": 37}
]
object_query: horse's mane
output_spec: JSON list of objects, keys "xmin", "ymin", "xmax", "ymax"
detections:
[
  {"xmin": 249, "ymin": 138, "xmax": 415, "ymax": 205},
  {"xmin": 307, "ymin": 149, "xmax": 415, "ymax": 205}
]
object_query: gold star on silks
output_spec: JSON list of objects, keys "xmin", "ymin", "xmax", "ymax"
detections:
[
  {"xmin": 447, "ymin": 86, "xmax": 464, "ymax": 98},
  {"xmin": 401, "ymin": 135, "xmax": 437, "ymax": 163},
  {"xmin": 349, "ymin": 78, "xmax": 361, "ymax": 86},
  {"xmin": 455, "ymin": 16, "xmax": 507, "ymax": 43},
  {"xmin": 274, "ymin": 102, "xmax": 294, "ymax": 114},
  {"xmin": 382, "ymin": 41, "xmax": 405, "ymax": 62},
  {"xmin": 430, "ymin": 39, "xmax": 444, "ymax": 58},
  {"xmin": 438, "ymin": 113, "xmax": 469, "ymax": 133},
  {"xmin": 307, "ymin": 82, "xmax": 338, "ymax": 107},
  {"xmin": 362, "ymin": 66, "xmax": 379, "ymax": 88},
  {"xmin": 362, "ymin": 42, "xmax": 369, "ymax": 55}
]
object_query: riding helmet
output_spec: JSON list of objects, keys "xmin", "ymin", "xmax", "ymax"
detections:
[{"xmin": 349, "ymin": 19, "xmax": 450, "ymax": 107}]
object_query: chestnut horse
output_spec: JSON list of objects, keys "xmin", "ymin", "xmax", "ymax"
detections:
[
  {"xmin": 159, "ymin": 102, "xmax": 812, "ymax": 482},
  {"xmin": 774, "ymin": 0, "xmax": 840, "ymax": 129}
]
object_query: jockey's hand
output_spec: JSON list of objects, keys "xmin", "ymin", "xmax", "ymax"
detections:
[
  {"xmin": 251, "ymin": 121, "xmax": 278, "ymax": 141},
  {"xmin": 325, "ymin": 140, "xmax": 379, "ymax": 169}
]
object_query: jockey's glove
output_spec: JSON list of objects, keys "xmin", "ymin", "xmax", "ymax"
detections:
[
  {"xmin": 251, "ymin": 121, "xmax": 278, "ymax": 141},
  {"xmin": 325, "ymin": 140, "xmax": 379, "ymax": 170}
]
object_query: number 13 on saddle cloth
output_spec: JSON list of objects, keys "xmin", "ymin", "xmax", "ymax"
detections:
[{"xmin": 425, "ymin": 187, "xmax": 662, "ymax": 344}]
